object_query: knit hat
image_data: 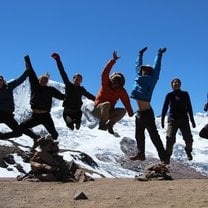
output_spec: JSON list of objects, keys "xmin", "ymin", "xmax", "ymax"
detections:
[{"xmin": 140, "ymin": 65, "xmax": 153, "ymax": 72}]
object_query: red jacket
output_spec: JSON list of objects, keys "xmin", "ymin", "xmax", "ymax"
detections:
[{"xmin": 94, "ymin": 59, "xmax": 133, "ymax": 117}]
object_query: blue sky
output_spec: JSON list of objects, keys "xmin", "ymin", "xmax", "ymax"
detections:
[{"xmin": 0, "ymin": 0, "xmax": 208, "ymax": 116}]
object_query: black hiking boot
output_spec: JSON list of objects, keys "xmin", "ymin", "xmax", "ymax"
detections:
[
  {"xmin": 186, "ymin": 151, "xmax": 193, "ymax": 161},
  {"xmin": 98, "ymin": 122, "xmax": 108, "ymax": 131},
  {"xmin": 75, "ymin": 123, "xmax": 81, "ymax": 130},
  {"xmin": 130, "ymin": 153, "xmax": 146, "ymax": 161}
]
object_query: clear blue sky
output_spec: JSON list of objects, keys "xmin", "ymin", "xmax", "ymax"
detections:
[{"xmin": 0, "ymin": 0, "xmax": 208, "ymax": 116}]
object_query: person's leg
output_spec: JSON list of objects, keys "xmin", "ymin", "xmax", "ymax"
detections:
[
  {"xmin": 145, "ymin": 108, "xmax": 167, "ymax": 162},
  {"xmin": 20, "ymin": 114, "xmax": 40, "ymax": 139},
  {"xmin": 199, "ymin": 124, "xmax": 208, "ymax": 139},
  {"xmin": 166, "ymin": 120, "xmax": 178, "ymax": 163},
  {"xmin": 130, "ymin": 111, "xmax": 146, "ymax": 161},
  {"xmin": 0, "ymin": 113, "xmax": 22, "ymax": 139},
  {"xmin": 92, "ymin": 102, "xmax": 111, "ymax": 130},
  {"xmin": 63, "ymin": 113, "xmax": 74, "ymax": 130},
  {"xmin": 41, "ymin": 113, "xmax": 59, "ymax": 140},
  {"xmin": 179, "ymin": 120, "xmax": 193, "ymax": 160},
  {"xmin": 74, "ymin": 110, "xmax": 82, "ymax": 130},
  {"xmin": 107, "ymin": 108, "xmax": 126, "ymax": 134}
]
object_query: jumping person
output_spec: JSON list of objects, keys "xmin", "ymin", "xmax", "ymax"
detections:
[
  {"xmin": 0, "ymin": 66, "xmax": 38, "ymax": 140},
  {"xmin": 130, "ymin": 47, "xmax": 168, "ymax": 163},
  {"xmin": 19, "ymin": 55, "xmax": 65, "ymax": 141},
  {"xmin": 51, "ymin": 53, "xmax": 95, "ymax": 130},
  {"xmin": 93, "ymin": 51, "xmax": 134, "ymax": 135}
]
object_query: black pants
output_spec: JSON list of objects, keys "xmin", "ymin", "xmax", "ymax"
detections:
[
  {"xmin": 63, "ymin": 109, "xmax": 82, "ymax": 127},
  {"xmin": 0, "ymin": 111, "xmax": 38, "ymax": 140},
  {"xmin": 135, "ymin": 108, "xmax": 166, "ymax": 161},
  {"xmin": 166, "ymin": 119, "xmax": 193, "ymax": 158},
  {"xmin": 20, "ymin": 112, "xmax": 58, "ymax": 140}
]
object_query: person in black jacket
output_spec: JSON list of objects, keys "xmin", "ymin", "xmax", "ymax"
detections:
[
  {"xmin": 0, "ymin": 70, "xmax": 38, "ymax": 140},
  {"xmin": 161, "ymin": 78, "xmax": 196, "ymax": 163},
  {"xmin": 199, "ymin": 97, "xmax": 208, "ymax": 139},
  {"xmin": 51, "ymin": 53, "xmax": 95, "ymax": 130},
  {"xmin": 19, "ymin": 55, "xmax": 65, "ymax": 141}
]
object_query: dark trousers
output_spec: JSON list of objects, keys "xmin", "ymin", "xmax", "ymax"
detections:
[
  {"xmin": 20, "ymin": 112, "xmax": 58, "ymax": 140},
  {"xmin": 166, "ymin": 119, "xmax": 193, "ymax": 158},
  {"xmin": 0, "ymin": 111, "xmax": 38, "ymax": 140},
  {"xmin": 63, "ymin": 109, "xmax": 82, "ymax": 127},
  {"xmin": 135, "ymin": 108, "xmax": 166, "ymax": 161},
  {"xmin": 199, "ymin": 124, "xmax": 208, "ymax": 139}
]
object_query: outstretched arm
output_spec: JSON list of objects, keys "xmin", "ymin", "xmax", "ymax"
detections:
[
  {"xmin": 135, "ymin": 47, "xmax": 147, "ymax": 73},
  {"xmin": 24, "ymin": 55, "xmax": 39, "ymax": 88},
  {"xmin": 51, "ymin": 53, "xmax": 71, "ymax": 85},
  {"xmin": 101, "ymin": 51, "xmax": 120, "ymax": 85}
]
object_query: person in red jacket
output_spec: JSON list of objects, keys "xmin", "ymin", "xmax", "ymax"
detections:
[{"xmin": 93, "ymin": 51, "xmax": 134, "ymax": 135}]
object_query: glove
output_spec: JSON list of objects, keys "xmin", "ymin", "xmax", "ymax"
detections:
[
  {"xmin": 204, "ymin": 103, "xmax": 208, "ymax": 112},
  {"xmin": 24, "ymin": 55, "xmax": 32, "ymax": 69},
  {"xmin": 51, "ymin": 53, "xmax": 60, "ymax": 62},
  {"xmin": 139, "ymin": 47, "xmax": 148, "ymax": 54}
]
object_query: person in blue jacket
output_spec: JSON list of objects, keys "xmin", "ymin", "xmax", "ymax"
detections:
[
  {"xmin": 130, "ymin": 47, "xmax": 168, "ymax": 163},
  {"xmin": 161, "ymin": 78, "xmax": 196, "ymax": 163},
  {"xmin": 0, "ymin": 69, "xmax": 38, "ymax": 140}
]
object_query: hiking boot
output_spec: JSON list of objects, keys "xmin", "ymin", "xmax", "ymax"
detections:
[
  {"xmin": 130, "ymin": 153, "xmax": 145, "ymax": 161},
  {"xmin": 67, "ymin": 123, "xmax": 74, "ymax": 130},
  {"xmin": 139, "ymin": 47, "xmax": 148, "ymax": 54},
  {"xmin": 107, "ymin": 121, "xmax": 115, "ymax": 135},
  {"xmin": 75, "ymin": 123, "xmax": 81, "ymax": 130},
  {"xmin": 186, "ymin": 151, "xmax": 193, "ymax": 161},
  {"xmin": 98, "ymin": 122, "xmax": 108, "ymax": 131},
  {"xmin": 158, "ymin": 48, "xmax": 167, "ymax": 54}
]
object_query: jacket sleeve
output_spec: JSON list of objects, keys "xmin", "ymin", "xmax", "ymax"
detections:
[
  {"xmin": 152, "ymin": 53, "xmax": 163, "ymax": 81},
  {"xmin": 101, "ymin": 59, "xmax": 116, "ymax": 86},
  {"xmin": 51, "ymin": 87, "xmax": 65, "ymax": 100},
  {"xmin": 135, "ymin": 53, "xmax": 143, "ymax": 75},
  {"xmin": 186, "ymin": 92, "xmax": 195, "ymax": 124},
  {"xmin": 56, "ymin": 61, "xmax": 72, "ymax": 87},
  {"xmin": 161, "ymin": 94, "xmax": 170, "ymax": 125},
  {"xmin": 120, "ymin": 89, "xmax": 134, "ymax": 116},
  {"xmin": 82, "ymin": 87, "xmax": 96, "ymax": 101},
  {"xmin": 8, "ymin": 69, "xmax": 29, "ymax": 90}
]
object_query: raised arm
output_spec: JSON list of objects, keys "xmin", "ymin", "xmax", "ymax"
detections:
[
  {"xmin": 135, "ymin": 47, "xmax": 147, "ymax": 74},
  {"xmin": 101, "ymin": 51, "xmax": 120, "ymax": 85},
  {"xmin": 24, "ymin": 55, "xmax": 39, "ymax": 88},
  {"xmin": 51, "ymin": 53, "xmax": 71, "ymax": 85}
]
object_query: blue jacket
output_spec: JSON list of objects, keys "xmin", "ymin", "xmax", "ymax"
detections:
[{"xmin": 131, "ymin": 52, "xmax": 163, "ymax": 102}]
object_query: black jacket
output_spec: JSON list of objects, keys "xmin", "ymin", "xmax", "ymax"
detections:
[
  {"xmin": 161, "ymin": 89, "xmax": 195, "ymax": 125},
  {"xmin": 28, "ymin": 64, "xmax": 65, "ymax": 112},
  {"xmin": 56, "ymin": 61, "xmax": 95, "ymax": 110},
  {"xmin": 0, "ymin": 70, "xmax": 29, "ymax": 113}
]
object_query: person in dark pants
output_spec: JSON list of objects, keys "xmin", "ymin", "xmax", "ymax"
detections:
[
  {"xmin": 161, "ymin": 78, "xmax": 196, "ymax": 163},
  {"xmin": 20, "ymin": 55, "xmax": 65, "ymax": 142},
  {"xmin": 130, "ymin": 47, "xmax": 168, "ymax": 163},
  {"xmin": 0, "ymin": 68, "xmax": 38, "ymax": 140},
  {"xmin": 51, "ymin": 53, "xmax": 95, "ymax": 130},
  {"xmin": 199, "ymin": 97, "xmax": 208, "ymax": 139}
]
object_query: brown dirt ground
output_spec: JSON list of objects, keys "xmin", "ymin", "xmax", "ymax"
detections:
[{"xmin": 1, "ymin": 178, "xmax": 208, "ymax": 208}]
